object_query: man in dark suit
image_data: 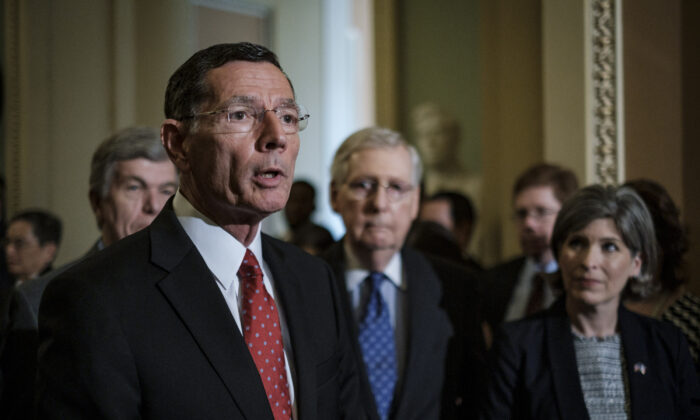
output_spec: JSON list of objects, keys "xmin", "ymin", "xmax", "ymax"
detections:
[
  {"xmin": 7, "ymin": 126, "xmax": 177, "ymax": 331},
  {"xmin": 483, "ymin": 163, "xmax": 578, "ymax": 335},
  {"xmin": 36, "ymin": 42, "xmax": 362, "ymax": 419},
  {"xmin": 0, "ymin": 126, "xmax": 178, "ymax": 418},
  {"xmin": 418, "ymin": 191, "xmax": 483, "ymax": 271},
  {"xmin": 322, "ymin": 127, "xmax": 485, "ymax": 420}
]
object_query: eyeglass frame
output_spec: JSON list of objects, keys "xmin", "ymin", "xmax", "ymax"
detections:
[
  {"xmin": 1, "ymin": 237, "xmax": 41, "ymax": 251},
  {"xmin": 179, "ymin": 100, "xmax": 310, "ymax": 134},
  {"xmin": 343, "ymin": 179, "xmax": 416, "ymax": 203},
  {"xmin": 512, "ymin": 207, "xmax": 559, "ymax": 222}
]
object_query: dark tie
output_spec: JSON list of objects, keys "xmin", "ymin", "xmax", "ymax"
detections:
[
  {"xmin": 358, "ymin": 272, "xmax": 397, "ymax": 420},
  {"xmin": 238, "ymin": 249, "xmax": 292, "ymax": 420},
  {"xmin": 525, "ymin": 272, "xmax": 545, "ymax": 316}
]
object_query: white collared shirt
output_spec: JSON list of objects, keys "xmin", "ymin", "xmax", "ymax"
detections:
[
  {"xmin": 173, "ymin": 191, "xmax": 297, "ymax": 418},
  {"xmin": 342, "ymin": 239, "xmax": 408, "ymax": 379}
]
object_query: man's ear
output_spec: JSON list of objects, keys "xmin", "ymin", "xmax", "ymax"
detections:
[
  {"xmin": 330, "ymin": 182, "xmax": 340, "ymax": 213},
  {"xmin": 161, "ymin": 120, "xmax": 190, "ymax": 172},
  {"xmin": 41, "ymin": 242, "xmax": 58, "ymax": 264},
  {"xmin": 409, "ymin": 185, "xmax": 421, "ymax": 219},
  {"xmin": 88, "ymin": 191, "xmax": 104, "ymax": 229}
]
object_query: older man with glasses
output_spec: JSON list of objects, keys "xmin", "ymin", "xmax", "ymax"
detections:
[
  {"xmin": 322, "ymin": 127, "xmax": 486, "ymax": 420},
  {"xmin": 36, "ymin": 42, "xmax": 362, "ymax": 420}
]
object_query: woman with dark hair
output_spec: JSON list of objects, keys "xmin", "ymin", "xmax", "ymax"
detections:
[
  {"xmin": 483, "ymin": 185, "xmax": 699, "ymax": 419},
  {"xmin": 624, "ymin": 178, "xmax": 700, "ymax": 374}
]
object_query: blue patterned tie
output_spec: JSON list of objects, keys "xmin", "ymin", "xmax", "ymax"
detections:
[{"xmin": 358, "ymin": 272, "xmax": 397, "ymax": 420}]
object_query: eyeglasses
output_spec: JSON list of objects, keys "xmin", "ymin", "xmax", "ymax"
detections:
[
  {"xmin": 346, "ymin": 179, "xmax": 415, "ymax": 203},
  {"xmin": 512, "ymin": 207, "xmax": 559, "ymax": 222},
  {"xmin": 1, "ymin": 238, "xmax": 36, "ymax": 250},
  {"xmin": 181, "ymin": 103, "xmax": 310, "ymax": 134}
]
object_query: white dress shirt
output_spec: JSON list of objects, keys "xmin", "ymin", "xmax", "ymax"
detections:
[{"xmin": 173, "ymin": 191, "xmax": 297, "ymax": 418}]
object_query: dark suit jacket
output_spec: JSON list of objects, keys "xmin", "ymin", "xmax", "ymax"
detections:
[
  {"xmin": 483, "ymin": 298, "xmax": 700, "ymax": 419},
  {"xmin": 36, "ymin": 204, "xmax": 363, "ymax": 419},
  {"xmin": 10, "ymin": 240, "xmax": 100, "ymax": 331},
  {"xmin": 483, "ymin": 256, "xmax": 527, "ymax": 328},
  {"xmin": 322, "ymin": 242, "xmax": 486, "ymax": 420},
  {"xmin": 0, "ymin": 241, "xmax": 99, "ymax": 419}
]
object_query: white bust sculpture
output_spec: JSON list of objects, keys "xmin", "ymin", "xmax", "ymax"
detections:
[{"xmin": 411, "ymin": 102, "xmax": 482, "ymax": 200}]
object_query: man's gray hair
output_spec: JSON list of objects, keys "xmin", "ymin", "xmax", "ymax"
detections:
[
  {"xmin": 89, "ymin": 126, "xmax": 171, "ymax": 198},
  {"xmin": 330, "ymin": 127, "xmax": 423, "ymax": 186},
  {"xmin": 551, "ymin": 184, "xmax": 658, "ymax": 298}
]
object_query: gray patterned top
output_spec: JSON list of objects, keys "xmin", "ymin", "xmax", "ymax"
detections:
[{"xmin": 573, "ymin": 333, "xmax": 630, "ymax": 420}]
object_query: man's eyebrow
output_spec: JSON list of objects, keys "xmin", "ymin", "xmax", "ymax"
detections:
[
  {"xmin": 120, "ymin": 175, "xmax": 147, "ymax": 186},
  {"xmin": 159, "ymin": 181, "xmax": 179, "ymax": 189},
  {"xmin": 277, "ymin": 98, "xmax": 296, "ymax": 107},
  {"xmin": 220, "ymin": 96, "xmax": 297, "ymax": 108},
  {"xmin": 222, "ymin": 96, "xmax": 257, "ymax": 107}
]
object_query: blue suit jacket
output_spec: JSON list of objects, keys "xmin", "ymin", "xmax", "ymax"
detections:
[{"xmin": 484, "ymin": 298, "xmax": 700, "ymax": 419}]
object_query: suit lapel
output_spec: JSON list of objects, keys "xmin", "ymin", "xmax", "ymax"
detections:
[
  {"xmin": 392, "ymin": 248, "xmax": 446, "ymax": 418},
  {"xmin": 261, "ymin": 235, "xmax": 318, "ymax": 420},
  {"xmin": 150, "ymin": 205, "xmax": 273, "ymax": 420},
  {"xmin": 324, "ymin": 241, "xmax": 380, "ymax": 420},
  {"xmin": 619, "ymin": 306, "xmax": 657, "ymax": 419},
  {"xmin": 545, "ymin": 300, "xmax": 590, "ymax": 420}
]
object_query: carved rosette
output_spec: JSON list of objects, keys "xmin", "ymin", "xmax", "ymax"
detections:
[{"xmin": 592, "ymin": 0, "xmax": 619, "ymax": 186}]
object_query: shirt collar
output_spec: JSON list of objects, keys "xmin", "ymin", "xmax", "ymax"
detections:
[
  {"xmin": 526, "ymin": 256, "xmax": 559, "ymax": 274},
  {"xmin": 343, "ymin": 238, "xmax": 404, "ymax": 291},
  {"xmin": 173, "ymin": 189, "xmax": 263, "ymax": 290}
]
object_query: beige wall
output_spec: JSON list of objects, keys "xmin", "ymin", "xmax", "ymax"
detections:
[
  {"xmin": 623, "ymin": 0, "xmax": 700, "ymax": 294},
  {"xmin": 5, "ymin": 0, "xmax": 115, "ymax": 264},
  {"xmin": 542, "ymin": 0, "xmax": 586, "ymax": 181},
  {"xmin": 623, "ymin": 0, "xmax": 683, "ymax": 203},
  {"xmin": 396, "ymin": 0, "xmax": 481, "ymax": 174},
  {"xmin": 392, "ymin": 0, "xmax": 542, "ymax": 265},
  {"xmin": 480, "ymin": 0, "xmax": 543, "ymax": 265}
]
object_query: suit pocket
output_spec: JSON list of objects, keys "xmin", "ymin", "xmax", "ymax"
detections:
[{"xmin": 316, "ymin": 351, "xmax": 341, "ymax": 387}]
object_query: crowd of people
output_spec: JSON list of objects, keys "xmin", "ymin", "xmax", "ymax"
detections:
[{"xmin": 0, "ymin": 42, "xmax": 698, "ymax": 419}]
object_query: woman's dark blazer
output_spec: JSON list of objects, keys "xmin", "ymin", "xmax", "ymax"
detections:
[{"xmin": 483, "ymin": 298, "xmax": 700, "ymax": 420}]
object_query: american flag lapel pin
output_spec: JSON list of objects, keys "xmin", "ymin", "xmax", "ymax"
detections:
[{"xmin": 633, "ymin": 362, "xmax": 647, "ymax": 375}]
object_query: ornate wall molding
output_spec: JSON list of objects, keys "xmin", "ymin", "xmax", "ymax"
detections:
[{"xmin": 591, "ymin": 0, "xmax": 621, "ymax": 185}]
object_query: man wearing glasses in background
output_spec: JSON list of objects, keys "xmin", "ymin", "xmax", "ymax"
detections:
[
  {"xmin": 36, "ymin": 42, "xmax": 362, "ymax": 420},
  {"xmin": 322, "ymin": 127, "xmax": 485, "ymax": 420},
  {"xmin": 482, "ymin": 163, "xmax": 579, "ymax": 343}
]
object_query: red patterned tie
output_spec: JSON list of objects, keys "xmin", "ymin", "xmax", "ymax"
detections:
[{"xmin": 238, "ymin": 249, "xmax": 292, "ymax": 420}]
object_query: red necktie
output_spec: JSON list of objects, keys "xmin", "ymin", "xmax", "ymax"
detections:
[{"xmin": 238, "ymin": 249, "xmax": 292, "ymax": 420}]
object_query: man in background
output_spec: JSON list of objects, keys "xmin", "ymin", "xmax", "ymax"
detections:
[
  {"xmin": 0, "ymin": 126, "xmax": 177, "ymax": 418},
  {"xmin": 418, "ymin": 191, "xmax": 482, "ymax": 271},
  {"xmin": 3, "ymin": 210, "xmax": 62, "ymax": 286},
  {"xmin": 323, "ymin": 127, "xmax": 485, "ymax": 420},
  {"xmin": 9, "ymin": 126, "xmax": 177, "ymax": 330},
  {"xmin": 283, "ymin": 180, "xmax": 333, "ymax": 255},
  {"xmin": 483, "ymin": 163, "xmax": 578, "ymax": 337}
]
